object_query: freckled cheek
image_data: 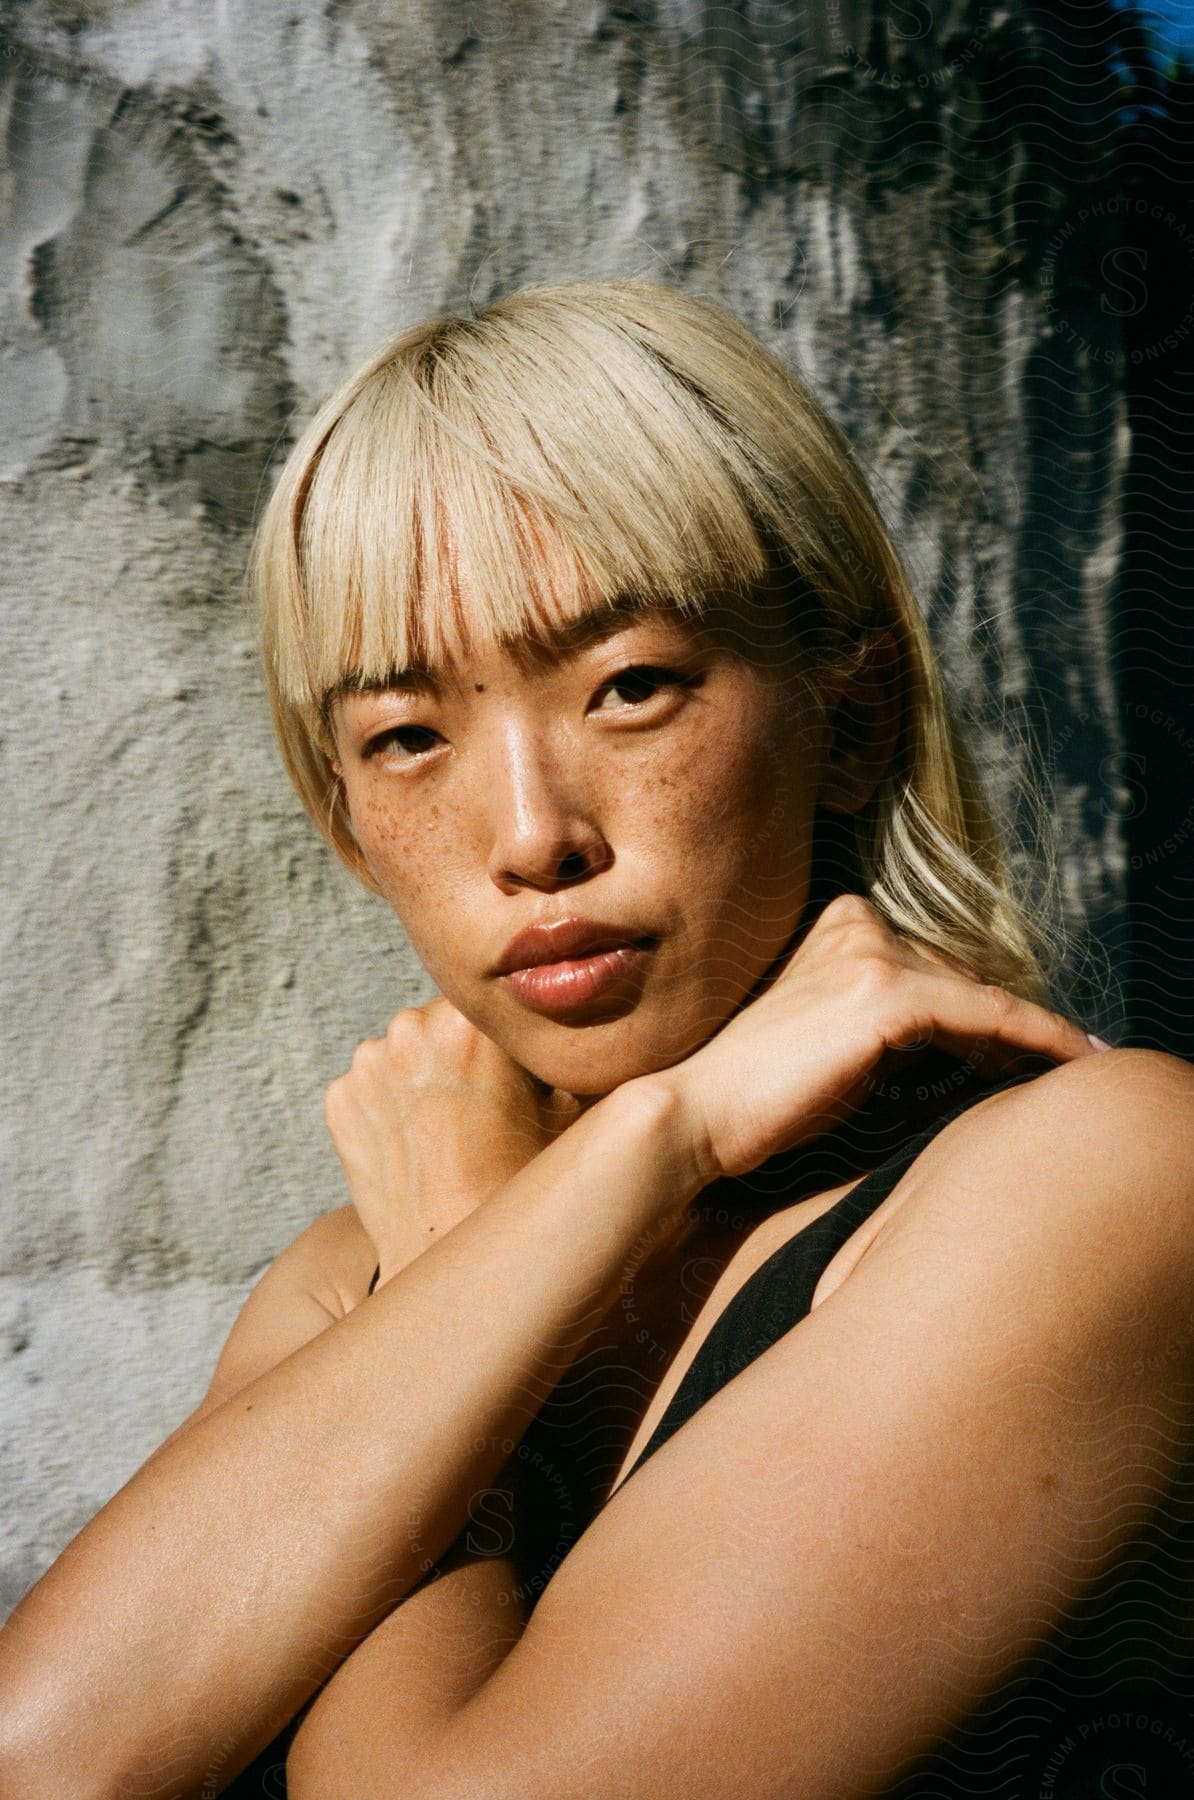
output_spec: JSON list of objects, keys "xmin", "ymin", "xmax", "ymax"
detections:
[
  {"xmin": 644, "ymin": 725, "xmax": 797, "ymax": 855},
  {"xmin": 353, "ymin": 792, "xmax": 457, "ymax": 910}
]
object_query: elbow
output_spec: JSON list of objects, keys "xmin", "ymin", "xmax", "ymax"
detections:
[
  {"xmin": 0, "ymin": 1649, "xmax": 279, "ymax": 1800},
  {"xmin": 0, "ymin": 1585, "xmax": 121, "ymax": 1798},
  {"xmin": 0, "ymin": 1725, "xmax": 110, "ymax": 1800},
  {"xmin": 0, "ymin": 1736, "xmax": 190, "ymax": 1800},
  {"xmin": 0, "ymin": 1677, "xmax": 133, "ymax": 1800},
  {"xmin": 0, "ymin": 1672, "xmax": 57, "ymax": 1797}
]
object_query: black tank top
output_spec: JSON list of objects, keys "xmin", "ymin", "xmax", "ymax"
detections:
[
  {"xmin": 367, "ymin": 1062, "xmax": 1039, "ymax": 1482},
  {"xmin": 231, "ymin": 1060, "xmax": 1194, "ymax": 1794},
  {"xmin": 607, "ymin": 1075, "xmax": 1024, "ymax": 1483},
  {"xmin": 504, "ymin": 1058, "xmax": 1194, "ymax": 1796},
  {"xmin": 353, "ymin": 1061, "xmax": 1047, "ymax": 1626}
]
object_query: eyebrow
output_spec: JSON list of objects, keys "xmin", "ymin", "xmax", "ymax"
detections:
[{"xmin": 322, "ymin": 590, "xmax": 667, "ymax": 712}]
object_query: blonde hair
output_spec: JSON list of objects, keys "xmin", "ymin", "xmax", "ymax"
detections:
[{"xmin": 249, "ymin": 277, "xmax": 1071, "ymax": 1008}]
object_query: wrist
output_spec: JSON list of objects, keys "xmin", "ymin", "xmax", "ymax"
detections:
[{"xmin": 601, "ymin": 1071, "xmax": 720, "ymax": 1198}]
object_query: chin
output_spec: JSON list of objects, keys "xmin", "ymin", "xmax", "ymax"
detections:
[{"xmin": 500, "ymin": 1008, "xmax": 708, "ymax": 1101}]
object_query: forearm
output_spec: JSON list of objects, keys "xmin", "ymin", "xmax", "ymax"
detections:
[
  {"xmin": 286, "ymin": 1450, "xmax": 538, "ymax": 1790},
  {"xmin": 0, "ymin": 1077, "xmax": 706, "ymax": 1798},
  {"xmin": 209, "ymin": 1463, "xmax": 538, "ymax": 1800}
]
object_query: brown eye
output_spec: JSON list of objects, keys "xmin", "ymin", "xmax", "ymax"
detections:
[
  {"xmin": 364, "ymin": 726, "xmax": 440, "ymax": 761},
  {"xmin": 592, "ymin": 666, "xmax": 686, "ymax": 711}
]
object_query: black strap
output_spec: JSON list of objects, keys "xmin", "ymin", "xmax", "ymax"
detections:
[{"xmin": 614, "ymin": 1062, "xmax": 1048, "ymax": 1483}]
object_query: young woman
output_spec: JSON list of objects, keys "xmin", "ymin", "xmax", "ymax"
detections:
[{"xmin": 3, "ymin": 279, "xmax": 1193, "ymax": 1800}]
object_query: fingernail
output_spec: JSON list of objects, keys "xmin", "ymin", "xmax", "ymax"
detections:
[{"xmin": 1086, "ymin": 1033, "xmax": 1113, "ymax": 1051}]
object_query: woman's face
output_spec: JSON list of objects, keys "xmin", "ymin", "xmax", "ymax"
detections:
[{"xmin": 328, "ymin": 585, "xmax": 833, "ymax": 1099}]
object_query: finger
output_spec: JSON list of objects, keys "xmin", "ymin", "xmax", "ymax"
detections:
[{"xmin": 885, "ymin": 974, "xmax": 1100, "ymax": 1075}]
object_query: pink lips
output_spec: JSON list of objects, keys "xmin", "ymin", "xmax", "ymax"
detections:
[{"xmin": 499, "ymin": 942, "xmax": 653, "ymax": 1015}]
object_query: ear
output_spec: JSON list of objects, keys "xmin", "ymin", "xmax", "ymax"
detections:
[
  {"xmin": 321, "ymin": 731, "xmax": 343, "ymax": 782},
  {"xmin": 313, "ymin": 717, "xmax": 343, "ymax": 781},
  {"xmin": 818, "ymin": 629, "xmax": 904, "ymax": 815},
  {"xmin": 334, "ymin": 778, "xmax": 362, "ymax": 858},
  {"xmin": 324, "ymin": 754, "xmax": 359, "ymax": 848}
]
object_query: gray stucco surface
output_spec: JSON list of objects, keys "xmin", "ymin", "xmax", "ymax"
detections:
[{"xmin": 2, "ymin": 0, "xmax": 1127, "ymax": 1617}]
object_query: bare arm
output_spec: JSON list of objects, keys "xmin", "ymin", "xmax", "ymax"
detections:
[
  {"xmin": 0, "ymin": 895, "xmax": 1099, "ymax": 1796},
  {"xmin": 152, "ymin": 1204, "xmax": 377, "ymax": 1457},
  {"xmin": 289, "ymin": 1049, "xmax": 1194, "ymax": 1800},
  {"xmin": 170, "ymin": 1205, "xmax": 542, "ymax": 1790},
  {"xmin": 0, "ymin": 1076, "xmax": 707, "ymax": 1799}
]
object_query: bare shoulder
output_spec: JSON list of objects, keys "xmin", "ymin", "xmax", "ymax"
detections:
[
  {"xmin": 147, "ymin": 1207, "xmax": 379, "ymax": 1459},
  {"xmin": 922, "ymin": 1045, "xmax": 1194, "ymax": 1180},
  {"xmin": 876, "ymin": 1046, "xmax": 1194, "ymax": 1307},
  {"xmin": 392, "ymin": 1053, "xmax": 1194, "ymax": 1800},
  {"xmin": 293, "ymin": 1203, "xmax": 379, "ymax": 1320}
]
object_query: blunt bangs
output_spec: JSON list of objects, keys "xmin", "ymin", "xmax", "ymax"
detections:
[
  {"xmin": 288, "ymin": 310, "xmax": 821, "ymax": 741},
  {"xmin": 251, "ymin": 279, "xmax": 1073, "ymax": 1016}
]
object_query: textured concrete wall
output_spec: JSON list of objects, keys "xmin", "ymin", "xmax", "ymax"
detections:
[{"xmin": 1, "ymin": 0, "xmax": 1128, "ymax": 1615}]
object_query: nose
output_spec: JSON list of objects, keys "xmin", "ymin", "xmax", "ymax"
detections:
[{"xmin": 482, "ymin": 720, "xmax": 612, "ymax": 893}]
